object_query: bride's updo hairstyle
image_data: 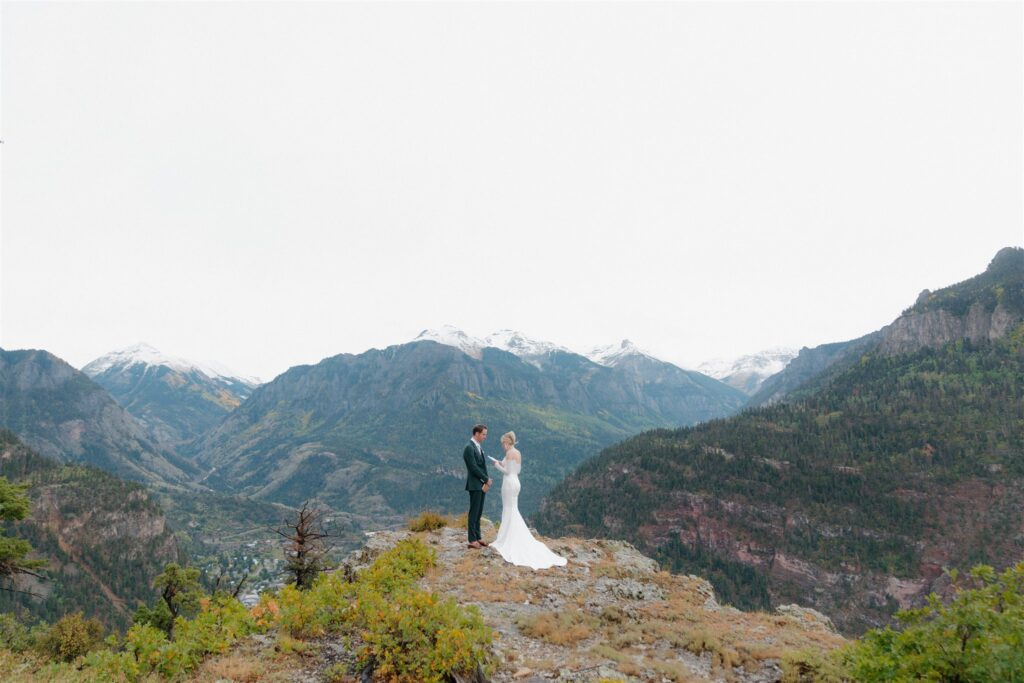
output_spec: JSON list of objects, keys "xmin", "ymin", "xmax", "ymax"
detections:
[{"xmin": 502, "ymin": 431, "xmax": 518, "ymax": 447}]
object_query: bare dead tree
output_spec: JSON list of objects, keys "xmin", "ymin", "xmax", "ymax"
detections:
[
  {"xmin": 230, "ymin": 571, "xmax": 249, "ymax": 598},
  {"xmin": 211, "ymin": 570, "xmax": 250, "ymax": 599},
  {"xmin": 271, "ymin": 501, "xmax": 335, "ymax": 590}
]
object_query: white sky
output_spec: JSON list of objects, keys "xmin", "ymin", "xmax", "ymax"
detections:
[{"xmin": 2, "ymin": 1, "xmax": 1021, "ymax": 382}]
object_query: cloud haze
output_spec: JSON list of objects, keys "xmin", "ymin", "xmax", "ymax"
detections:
[{"xmin": 2, "ymin": 2, "xmax": 1021, "ymax": 381}]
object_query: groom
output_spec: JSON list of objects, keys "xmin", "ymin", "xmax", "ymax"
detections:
[{"xmin": 463, "ymin": 424, "xmax": 493, "ymax": 549}]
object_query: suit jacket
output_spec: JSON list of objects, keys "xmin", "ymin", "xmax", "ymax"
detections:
[{"xmin": 464, "ymin": 441, "xmax": 489, "ymax": 491}]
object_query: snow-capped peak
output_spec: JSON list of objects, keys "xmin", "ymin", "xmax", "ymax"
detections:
[
  {"xmin": 483, "ymin": 329, "xmax": 569, "ymax": 358},
  {"xmin": 697, "ymin": 347, "xmax": 798, "ymax": 380},
  {"xmin": 413, "ymin": 327, "xmax": 568, "ymax": 365},
  {"xmin": 193, "ymin": 359, "xmax": 262, "ymax": 387},
  {"xmin": 83, "ymin": 343, "xmax": 191, "ymax": 376},
  {"xmin": 586, "ymin": 339, "xmax": 659, "ymax": 367},
  {"xmin": 82, "ymin": 343, "xmax": 260, "ymax": 387},
  {"xmin": 414, "ymin": 326, "xmax": 487, "ymax": 359}
]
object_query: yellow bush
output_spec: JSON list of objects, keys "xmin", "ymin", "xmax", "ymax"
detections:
[
  {"xmin": 35, "ymin": 612, "xmax": 104, "ymax": 662},
  {"xmin": 408, "ymin": 510, "xmax": 448, "ymax": 532}
]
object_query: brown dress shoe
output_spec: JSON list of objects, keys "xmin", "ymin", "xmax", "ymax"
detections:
[
  {"xmin": 478, "ymin": 540, "xmax": 489, "ymax": 547},
  {"xmin": 467, "ymin": 541, "xmax": 483, "ymax": 549}
]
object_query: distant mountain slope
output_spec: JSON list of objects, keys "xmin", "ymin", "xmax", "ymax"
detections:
[
  {"xmin": 0, "ymin": 430, "xmax": 184, "ymax": 630},
  {"xmin": 0, "ymin": 348, "xmax": 199, "ymax": 485},
  {"xmin": 748, "ymin": 246, "xmax": 1024, "ymax": 406},
  {"xmin": 698, "ymin": 347, "xmax": 798, "ymax": 395},
  {"xmin": 536, "ymin": 247, "xmax": 1024, "ymax": 634},
  {"xmin": 747, "ymin": 333, "xmax": 880, "ymax": 406},
  {"xmin": 189, "ymin": 337, "xmax": 746, "ymax": 522},
  {"xmin": 83, "ymin": 343, "xmax": 258, "ymax": 447}
]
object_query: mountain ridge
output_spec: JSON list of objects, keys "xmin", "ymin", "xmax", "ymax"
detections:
[
  {"xmin": 0, "ymin": 348, "xmax": 199, "ymax": 486},
  {"xmin": 187, "ymin": 337, "xmax": 746, "ymax": 525}
]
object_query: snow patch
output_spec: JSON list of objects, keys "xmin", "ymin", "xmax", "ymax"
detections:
[
  {"xmin": 586, "ymin": 339, "xmax": 660, "ymax": 367},
  {"xmin": 697, "ymin": 347, "xmax": 798, "ymax": 380},
  {"xmin": 82, "ymin": 343, "xmax": 260, "ymax": 386},
  {"xmin": 414, "ymin": 327, "xmax": 569, "ymax": 365}
]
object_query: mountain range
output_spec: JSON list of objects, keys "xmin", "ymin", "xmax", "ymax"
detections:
[
  {"xmin": 186, "ymin": 330, "xmax": 747, "ymax": 522},
  {"xmin": 0, "ymin": 348, "xmax": 199, "ymax": 486},
  {"xmin": 535, "ymin": 246, "xmax": 1024, "ymax": 634}
]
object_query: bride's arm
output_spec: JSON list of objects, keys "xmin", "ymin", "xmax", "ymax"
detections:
[{"xmin": 490, "ymin": 456, "xmax": 508, "ymax": 473}]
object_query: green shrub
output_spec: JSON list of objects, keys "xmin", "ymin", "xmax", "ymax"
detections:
[
  {"xmin": 344, "ymin": 538, "xmax": 490, "ymax": 681},
  {"xmin": 84, "ymin": 623, "xmax": 165, "ymax": 681},
  {"xmin": 132, "ymin": 596, "xmax": 173, "ymax": 635},
  {"xmin": 360, "ymin": 538, "xmax": 436, "ymax": 593},
  {"xmin": 0, "ymin": 612, "xmax": 32, "ymax": 652},
  {"xmin": 843, "ymin": 562, "xmax": 1024, "ymax": 682},
  {"xmin": 324, "ymin": 661, "xmax": 350, "ymax": 682},
  {"xmin": 781, "ymin": 648, "xmax": 846, "ymax": 683},
  {"xmin": 83, "ymin": 594, "xmax": 258, "ymax": 681},
  {"xmin": 350, "ymin": 583, "xmax": 492, "ymax": 683},
  {"xmin": 408, "ymin": 511, "xmax": 448, "ymax": 532},
  {"xmin": 35, "ymin": 611, "xmax": 104, "ymax": 662},
  {"xmin": 23, "ymin": 537, "xmax": 489, "ymax": 682}
]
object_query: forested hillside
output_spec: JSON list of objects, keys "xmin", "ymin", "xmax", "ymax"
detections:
[
  {"xmin": 0, "ymin": 431, "xmax": 183, "ymax": 630},
  {"xmin": 537, "ymin": 248, "xmax": 1024, "ymax": 633}
]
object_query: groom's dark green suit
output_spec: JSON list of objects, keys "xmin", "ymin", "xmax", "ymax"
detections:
[{"xmin": 464, "ymin": 440, "xmax": 489, "ymax": 543}]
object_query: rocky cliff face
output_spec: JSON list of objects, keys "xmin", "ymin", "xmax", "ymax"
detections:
[
  {"xmin": 879, "ymin": 300, "xmax": 1021, "ymax": 355},
  {"xmin": 334, "ymin": 522, "xmax": 845, "ymax": 682},
  {"xmin": 628, "ymin": 480, "xmax": 1024, "ymax": 634}
]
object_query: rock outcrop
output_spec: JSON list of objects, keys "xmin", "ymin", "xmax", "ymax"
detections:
[
  {"xmin": 878, "ymin": 300, "xmax": 1020, "ymax": 355},
  {"xmin": 334, "ymin": 522, "xmax": 845, "ymax": 682}
]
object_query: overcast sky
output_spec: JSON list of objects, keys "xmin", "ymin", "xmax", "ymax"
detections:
[{"xmin": 2, "ymin": 1, "xmax": 1021, "ymax": 382}]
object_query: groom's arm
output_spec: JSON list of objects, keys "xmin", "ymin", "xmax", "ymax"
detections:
[{"xmin": 463, "ymin": 446, "xmax": 489, "ymax": 485}]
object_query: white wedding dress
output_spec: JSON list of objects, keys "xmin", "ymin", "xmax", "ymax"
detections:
[{"xmin": 489, "ymin": 451, "xmax": 567, "ymax": 570}]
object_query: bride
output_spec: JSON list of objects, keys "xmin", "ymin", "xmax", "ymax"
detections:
[{"xmin": 487, "ymin": 431, "xmax": 567, "ymax": 570}]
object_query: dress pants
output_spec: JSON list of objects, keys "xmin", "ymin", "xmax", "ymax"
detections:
[{"xmin": 467, "ymin": 490, "xmax": 485, "ymax": 542}]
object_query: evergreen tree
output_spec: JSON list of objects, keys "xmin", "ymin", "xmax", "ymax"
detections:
[{"xmin": 0, "ymin": 474, "xmax": 46, "ymax": 593}]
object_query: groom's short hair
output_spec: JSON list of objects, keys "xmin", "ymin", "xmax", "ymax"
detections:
[{"xmin": 472, "ymin": 424, "xmax": 487, "ymax": 435}]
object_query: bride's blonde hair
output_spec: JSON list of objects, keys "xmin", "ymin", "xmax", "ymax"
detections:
[{"xmin": 501, "ymin": 431, "xmax": 518, "ymax": 447}]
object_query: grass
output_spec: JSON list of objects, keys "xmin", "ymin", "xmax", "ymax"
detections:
[
  {"xmin": 646, "ymin": 657, "xmax": 700, "ymax": 683},
  {"xmin": 515, "ymin": 609, "xmax": 597, "ymax": 646},
  {"xmin": 198, "ymin": 653, "xmax": 263, "ymax": 682},
  {"xmin": 408, "ymin": 510, "xmax": 448, "ymax": 532}
]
